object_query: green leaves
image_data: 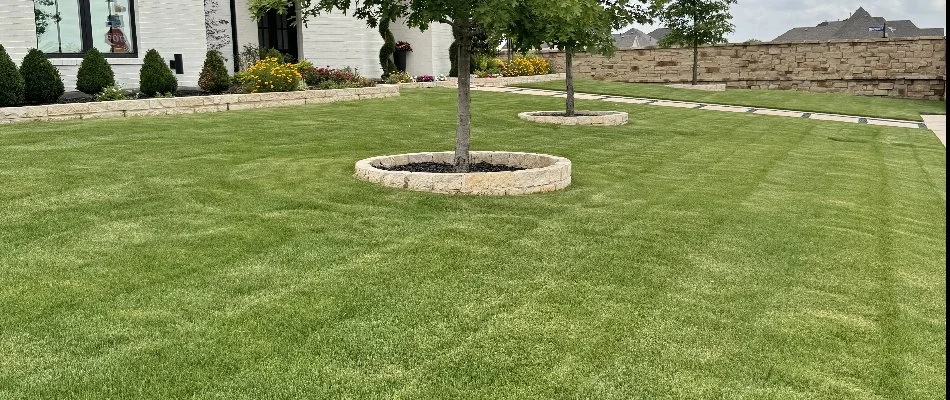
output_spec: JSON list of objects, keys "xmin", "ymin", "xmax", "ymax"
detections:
[
  {"xmin": 654, "ymin": 0, "xmax": 736, "ymax": 47},
  {"xmin": 505, "ymin": 0, "xmax": 652, "ymax": 57}
]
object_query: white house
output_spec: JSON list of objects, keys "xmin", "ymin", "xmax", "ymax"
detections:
[{"xmin": 0, "ymin": 0, "xmax": 452, "ymax": 90}]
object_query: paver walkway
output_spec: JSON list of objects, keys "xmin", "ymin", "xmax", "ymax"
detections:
[
  {"xmin": 921, "ymin": 115, "xmax": 946, "ymax": 146},
  {"xmin": 473, "ymin": 86, "xmax": 931, "ymax": 130}
]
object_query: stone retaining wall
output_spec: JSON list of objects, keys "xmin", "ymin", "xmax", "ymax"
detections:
[
  {"xmin": 0, "ymin": 86, "xmax": 399, "ymax": 124},
  {"xmin": 539, "ymin": 37, "xmax": 947, "ymax": 99},
  {"xmin": 355, "ymin": 151, "xmax": 572, "ymax": 195}
]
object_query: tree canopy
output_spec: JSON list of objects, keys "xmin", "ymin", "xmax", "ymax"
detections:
[
  {"xmin": 654, "ymin": 0, "xmax": 736, "ymax": 48},
  {"xmin": 504, "ymin": 0, "xmax": 653, "ymax": 56}
]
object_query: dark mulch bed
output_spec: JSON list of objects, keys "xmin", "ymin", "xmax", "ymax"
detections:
[
  {"xmin": 381, "ymin": 162, "xmax": 526, "ymax": 173},
  {"xmin": 47, "ymin": 89, "xmax": 227, "ymax": 105},
  {"xmin": 528, "ymin": 111, "xmax": 610, "ymax": 117}
]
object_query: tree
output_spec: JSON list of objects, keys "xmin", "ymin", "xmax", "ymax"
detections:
[
  {"xmin": 654, "ymin": 0, "xmax": 736, "ymax": 85},
  {"xmin": 21, "ymin": 48, "xmax": 65, "ymax": 104},
  {"xmin": 504, "ymin": 0, "xmax": 652, "ymax": 116},
  {"xmin": 256, "ymin": 0, "xmax": 516, "ymax": 172}
]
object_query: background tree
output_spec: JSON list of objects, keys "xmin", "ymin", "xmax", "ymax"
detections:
[
  {"xmin": 280, "ymin": 0, "xmax": 517, "ymax": 172},
  {"xmin": 654, "ymin": 0, "xmax": 736, "ymax": 85},
  {"xmin": 504, "ymin": 0, "xmax": 652, "ymax": 116}
]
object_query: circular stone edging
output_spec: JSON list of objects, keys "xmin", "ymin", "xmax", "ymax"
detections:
[
  {"xmin": 354, "ymin": 151, "xmax": 572, "ymax": 195},
  {"xmin": 518, "ymin": 110, "xmax": 628, "ymax": 125}
]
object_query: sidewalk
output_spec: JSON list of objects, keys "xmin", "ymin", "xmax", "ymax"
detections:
[
  {"xmin": 921, "ymin": 115, "xmax": 946, "ymax": 146},
  {"xmin": 473, "ymin": 86, "xmax": 931, "ymax": 131}
]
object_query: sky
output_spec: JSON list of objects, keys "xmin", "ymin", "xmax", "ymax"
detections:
[{"xmin": 625, "ymin": 0, "xmax": 947, "ymax": 42}]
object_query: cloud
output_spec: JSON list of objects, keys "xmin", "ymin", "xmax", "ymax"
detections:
[{"xmin": 622, "ymin": 1, "xmax": 946, "ymax": 42}]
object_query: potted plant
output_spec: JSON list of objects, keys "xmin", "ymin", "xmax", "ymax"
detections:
[{"xmin": 394, "ymin": 41, "xmax": 412, "ymax": 72}]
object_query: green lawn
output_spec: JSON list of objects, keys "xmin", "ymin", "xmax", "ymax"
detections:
[
  {"xmin": 0, "ymin": 88, "xmax": 945, "ymax": 399},
  {"xmin": 516, "ymin": 79, "xmax": 947, "ymax": 121}
]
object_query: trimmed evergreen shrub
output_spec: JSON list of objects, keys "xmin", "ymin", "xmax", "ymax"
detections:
[
  {"xmin": 139, "ymin": 49, "xmax": 178, "ymax": 96},
  {"xmin": 263, "ymin": 48, "xmax": 285, "ymax": 63},
  {"xmin": 20, "ymin": 48, "xmax": 64, "ymax": 104},
  {"xmin": 75, "ymin": 48, "xmax": 115, "ymax": 95},
  {"xmin": 0, "ymin": 44, "xmax": 25, "ymax": 106},
  {"xmin": 198, "ymin": 50, "xmax": 230, "ymax": 93}
]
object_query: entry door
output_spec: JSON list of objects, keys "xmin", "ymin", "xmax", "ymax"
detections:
[{"xmin": 257, "ymin": 4, "xmax": 299, "ymax": 62}]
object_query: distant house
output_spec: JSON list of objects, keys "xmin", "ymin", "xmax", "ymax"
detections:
[
  {"xmin": 647, "ymin": 28, "xmax": 670, "ymax": 43},
  {"xmin": 772, "ymin": 6, "xmax": 944, "ymax": 42},
  {"xmin": 612, "ymin": 27, "xmax": 658, "ymax": 49}
]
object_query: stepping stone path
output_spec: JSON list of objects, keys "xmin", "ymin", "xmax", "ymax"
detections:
[{"xmin": 473, "ymin": 86, "xmax": 937, "ymax": 133}]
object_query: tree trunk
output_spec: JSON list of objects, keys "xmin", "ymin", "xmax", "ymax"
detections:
[
  {"xmin": 692, "ymin": 41, "xmax": 698, "ymax": 85},
  {"xmin": 454, "ymin": 29, "xmax": 473, "ymax": 172},
  {"xmin": 565, "ymin": 47, "xmax": 575, "ymax": 117}
]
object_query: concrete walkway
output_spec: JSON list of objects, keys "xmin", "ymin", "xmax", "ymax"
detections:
[
  {"xmin": 921, "ymin": 115, "xmax": 946, "ymax": 146},
  {"xmin": 473, "ymin": 86, "xmax": 930, "ymax": 130}
]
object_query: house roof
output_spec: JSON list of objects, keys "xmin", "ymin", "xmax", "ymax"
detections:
[
  {"xmin": 647, "ymin": 27, "xmax": 670, "ymax": 42},
  {"xmin": 772, "ymin": 6, "xmax": 945, "ymax": 41},
  {"xmin": 612, "ymin": 27, "xmax": 658, "ymax": 49}
]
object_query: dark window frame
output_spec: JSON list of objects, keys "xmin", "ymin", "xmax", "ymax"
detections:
[{"xmin": 37, "ymin": 0, "xmax": 139, "ymax": 58}]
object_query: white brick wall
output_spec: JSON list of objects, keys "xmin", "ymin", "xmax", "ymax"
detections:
[
  {"xmin": 0, "ymin": 1, "xmax": 41, "ymax": 64},
  {"xmin": 299, "ymin": 10, "xmax": 385, "ymax": 78},
  {"xmin": 0, "ymin": 0, "xmax": 207, "ymax": 90},
  {"xmin": 390, "ymin": 20, "xmax": 452, "ymax": 77}
]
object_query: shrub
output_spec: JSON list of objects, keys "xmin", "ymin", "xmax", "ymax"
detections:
[
  {"xmin": 20, "ymin": 49, "xmax": 64, "ymax": 104},
  {"xmin": 501, "ymin": 56, "xmax": 550, "ymax": 77},
  {"xmin": 299, "ymin": 66, "xmax": 332, "ymax": 87},
  {"xmin": 76, "ymin": 48, "xmax": 115, "ymax": 95},
  {"xmin": 198, "ymin": 50, "xmax": 231, "ymax": 94},
  {"xmin": 0, "ymin": 44, "xmax": 25, "ymax": 106},
  {"xmin": 139, "ymin": 49, "xmax": 178, "ymax": 97},
  {"xmin": 238, "ymin": 44, "xmax": 261, "ymax": 71},
  {"xmin": 300, "ymin": 66, "xmax": 374, "ymax": 89},
  {"xmin": 95, "ymin": 84, "xmax": 129, "ymax": 101},
  {"xmin": 384, "ymin": 70, "xmax": 414, "ymax": 84},
  {"xmin": 263, "ymin": 48, "xmax": 285, "ymax": 63},
  {"xmin": 238, "ymin": 57, "xmax": 301, "ymax": 92},
  {"xmin": 416, "ymin": 75, "xmax": 435, "ymax": 82}
]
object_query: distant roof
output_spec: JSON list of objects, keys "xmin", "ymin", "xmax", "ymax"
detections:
[
  {"xmin": 647, "ymin": 27, "xmax": 670, "ymax": 42},
  {"xmin": 613, "ymin": 27, "xmax": 658, "ymax": 49},
  {"xmin": 772, "ymin": 6, "xmax": 945, "ymax": 42}
]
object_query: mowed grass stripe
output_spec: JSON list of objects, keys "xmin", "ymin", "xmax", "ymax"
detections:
[{"xmin": 0, "ymin": 88, "xmax": 944, "ymax": 399}]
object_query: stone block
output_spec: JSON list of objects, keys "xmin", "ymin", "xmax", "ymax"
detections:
[
  {"xmin": 45, "ymin": 103, "xmax": 90, "ymax": 116},
  {"xmin": 82, "ymin": 111, "xmax": 125, "ymax": 119},
  {"xmin": 125, "ymin": 109, "xmax": 169, "ymax": 117},
  {"xmin": 173, "ymin": 96, "xmax": 206, "ymax": 107},
  {"xmin": 148, "ymin": 98, "xmax": 179, "ymax": 109}
]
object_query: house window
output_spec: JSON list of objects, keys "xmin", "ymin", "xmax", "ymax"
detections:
[{"xmin": 33, "ymin": 0, "xmax": 137, "ymax": 57}]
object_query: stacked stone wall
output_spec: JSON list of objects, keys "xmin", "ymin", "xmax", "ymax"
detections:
[{"xmin": 539, "ymin": 37, "xmax": 946, "ymax": 100}]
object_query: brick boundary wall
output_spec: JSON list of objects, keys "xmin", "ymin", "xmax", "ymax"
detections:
[
  {"xmin": 539, "ymin": 37, "xmax": 946, "ymax": 100},
  {"xmin": 0, "ymin": 86, "xmax": 399, "ymax": 125}
]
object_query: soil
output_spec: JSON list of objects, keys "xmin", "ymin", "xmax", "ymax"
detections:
[
  {"xmin": 381, "ymin": 161, "xmax": 526, "ymax": 173},
  {"xmin": 31, "ymin": 89, "xmax": 232, "ymax": 106},
  {"xmin": 529, "ymin": 111, "xmax": 610, "ymax": 117}
]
